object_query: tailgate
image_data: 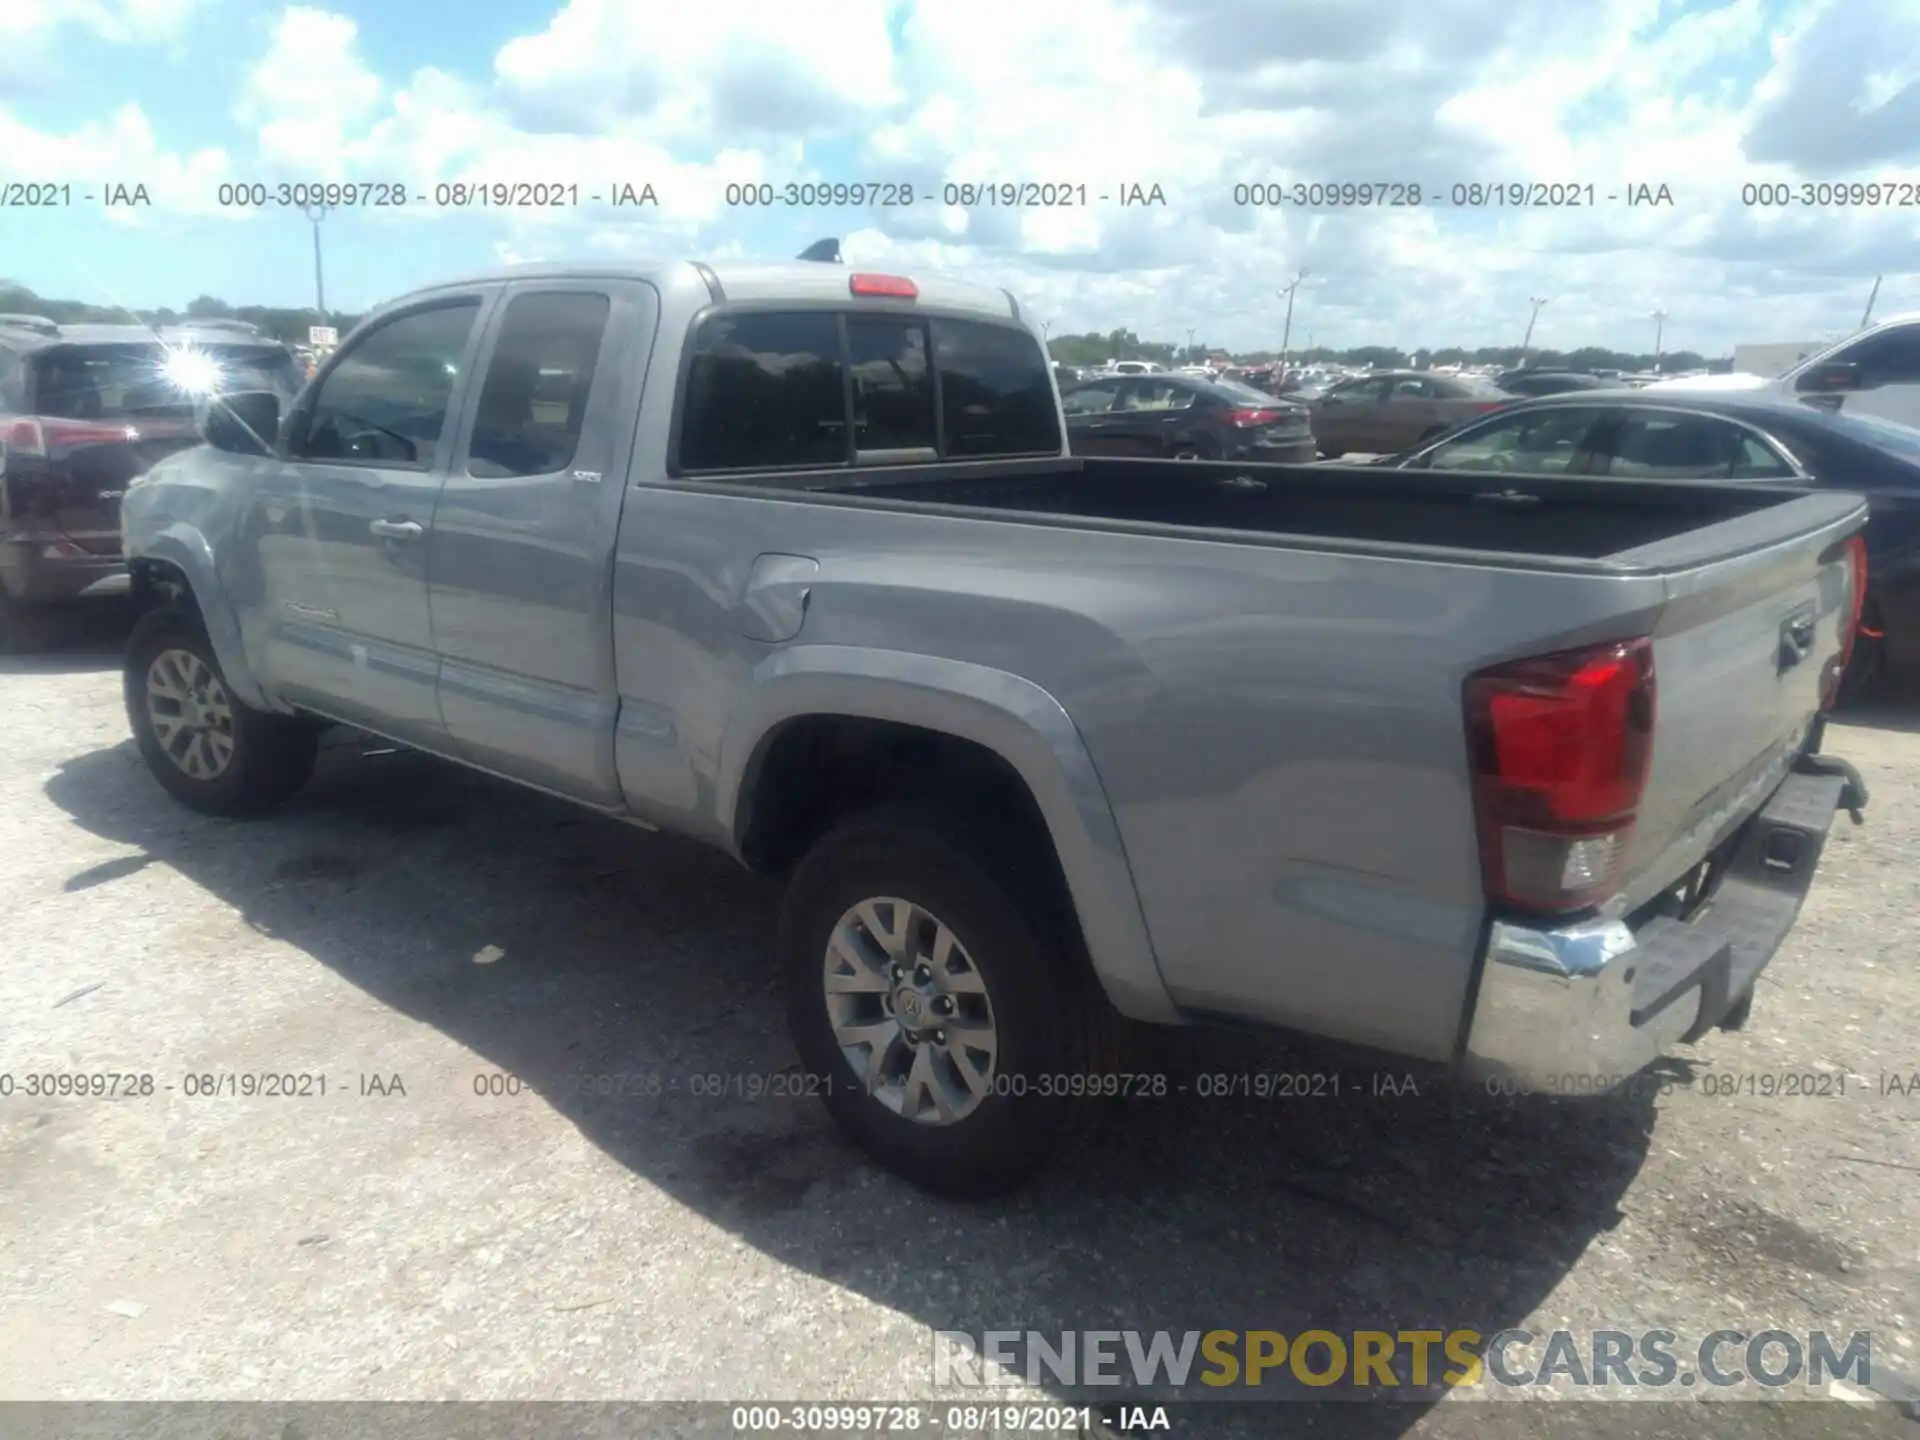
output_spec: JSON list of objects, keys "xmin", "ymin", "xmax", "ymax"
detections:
[{"xmin": 1615, "ymin": 491, "xmax": 1867, "ymax": 910}]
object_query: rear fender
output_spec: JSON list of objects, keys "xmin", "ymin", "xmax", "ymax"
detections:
[{"xmin": 718, "ymin": 644, "xmax": 1180, "ymax": 1024}]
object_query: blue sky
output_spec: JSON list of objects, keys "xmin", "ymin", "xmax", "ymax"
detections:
[{"xmin": 3, "ymin": 0, "xmax": 1917, "ymax": 352}]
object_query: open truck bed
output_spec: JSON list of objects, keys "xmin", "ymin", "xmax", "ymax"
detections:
[{"xmin": 790, "ymin": 455, "xmax": 1822, "ymax": 567}]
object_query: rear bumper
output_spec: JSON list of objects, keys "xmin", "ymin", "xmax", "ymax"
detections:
[
  {"xmin": 0, "ymin": 538, "xmax": 127, "ymax": 604},
  {"xmin": 1462, "ymin": 756, "xmax": 1866, "ymax": 1090}
]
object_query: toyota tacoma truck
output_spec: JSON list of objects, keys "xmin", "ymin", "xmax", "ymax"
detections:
[{"xmin": 119, "ymin": 254, "xmax": 1871, "ymax": 1195}]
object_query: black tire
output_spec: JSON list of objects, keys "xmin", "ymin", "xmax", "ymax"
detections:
[
  {"xmin": 781, "ymin": 804, "xmax": 1121, "ymax": 1198},
  {"xmin": 124, "ymin": 607, "xmax": 319, "ymax": 817},
  {"xmin": 1170, "ymin": 438, "xmax": 1215, "ymax": 461},
  {"xmin": 1318, "ymin": 448, "xmax": 1345, "ymax": 460}
]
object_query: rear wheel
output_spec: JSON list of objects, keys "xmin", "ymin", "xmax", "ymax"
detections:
[
  {"xmin": 781, "ymin": 805, "xmax": 1119, "ymax": 1197},
  {"xmin": 1171, "ymin": 438, "xmax": 1216, "ymax": 461},
  {"xmin": 125, "ymin": 607, "xmax": 320, "ymax": 817}
]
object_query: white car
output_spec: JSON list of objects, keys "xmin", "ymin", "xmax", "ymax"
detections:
[
  {"xmin": 1104, "ymin": 360, "xmax": 1166, "ymax": 375},
  {"xmin": 1644, "ymin": 312, "xmax": 1920, "ymax": 428}
]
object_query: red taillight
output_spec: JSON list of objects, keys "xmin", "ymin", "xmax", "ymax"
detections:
[
  {"xmin": 849, "ymin": 273, "xmax": 918, "ymax": 299},
  {"xmin": 1824, "ymin": 534, "xmax": 1870, "ymax": 709},
  {"xmin": 1222, "ymin": 408, "xmax": 1284, "ymax": 426},
  {"xmin": 1472, "ymin": 401, "xmax": 1506, "ymax": 413},
  {"xmin": 2, "ymin": 417, "xmax": 132, "ymax": 457},
  {"xmin": 1464, "ymin": 637, "xmax": 1656, "ymax": 913}
]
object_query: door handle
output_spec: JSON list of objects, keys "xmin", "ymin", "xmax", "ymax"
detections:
[{"xmin": 369, "ymin": 518, "xmax": 423, "ymax": 541}]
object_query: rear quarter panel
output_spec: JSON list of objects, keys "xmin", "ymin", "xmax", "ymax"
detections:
[{"xmin": 610, "ymin": 485, "xmax": 1674, "ymax": 1060}]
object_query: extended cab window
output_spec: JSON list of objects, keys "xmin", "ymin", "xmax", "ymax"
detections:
[
  {"xmin": 931, "ymin": 318, "xmax": 1060, "ymax": 456},
  {"xmin": 681, "ymin": 312, "xmax": 846, "ymax": 470},
  {"xmin": 468, "ymin": 291, "xmax": 611, "ymax": 479},
  {"xmin": 296, "ymin": 301, "xmax": 479, "ymax": 467}
]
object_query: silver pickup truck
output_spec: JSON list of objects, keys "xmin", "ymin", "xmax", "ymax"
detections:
[{"xmin": 120, "ymin": 256, "xmax": 1872, "ymax": 1195}]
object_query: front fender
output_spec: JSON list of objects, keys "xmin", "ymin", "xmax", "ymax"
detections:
[
  {"xmin": 126, "ymin": 521, "xmax": 270, "ymax": 713},
  {"xmin": 718, "ymin": 644, "xmax": 1181, "ymax": 1025}
]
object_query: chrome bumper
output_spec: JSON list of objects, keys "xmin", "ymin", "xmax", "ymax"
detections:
[{"xmin": 1462, "ymin": 762, "xmax": 1863, "ymax": 1091}]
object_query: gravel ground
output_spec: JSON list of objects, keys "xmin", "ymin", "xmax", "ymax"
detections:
[{"xmin": 1, "ymin": 609, "xmax": 1917, "ymax": 1440}]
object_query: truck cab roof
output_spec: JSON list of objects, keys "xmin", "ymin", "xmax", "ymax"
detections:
[{"xmin": 403, "ymin": 260, "xmax": 1026, "ymax": 325}]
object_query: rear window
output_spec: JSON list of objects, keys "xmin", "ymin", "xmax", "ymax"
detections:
[
  {"xmin": 930, "ymin": 317, "xmax": 1059, "ymax": 457},
  {"xmin": 677, "ymin": 309, "xmax": 1060, "ymax": 471},
  {"xmin": 28, "ymin": 343, "xmax": 301, "ymax": 420}
]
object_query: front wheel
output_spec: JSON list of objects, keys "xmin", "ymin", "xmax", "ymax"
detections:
[
  {"xmin": 125, "ymin": 608, "xmax": 320, "ymax": 817},
  {"xmin": 780, "ymin": 805, "xmax": 1118, "ymax": 1197}
]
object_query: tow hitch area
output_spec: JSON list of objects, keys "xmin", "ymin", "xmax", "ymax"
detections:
[{"xmin": 1795, "ymin": 752, "xmax": 1869, "ymax": 824}]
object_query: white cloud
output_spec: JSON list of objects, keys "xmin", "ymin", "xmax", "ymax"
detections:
[
  {"xmin": 233, "ymin": 7, "xmax": 384, "ymax": 171},
  {"xmin": 0, "ymin": 0, "xmax": 202, "ymax": 44},
  {"xmin": 5, "ymin": 0, "xmax": 1919, "ymax": 353},
  {"xmin": 492, "ymin": 0, "xmax": 902, "ymax": 142}
]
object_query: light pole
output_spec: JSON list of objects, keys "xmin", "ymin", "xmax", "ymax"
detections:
[
  {"xmin": 302, "ymin": 202, "xmax": 332, "ymax": 321},
  {"xmin": 1520, "ymin": 297, "xmax": 1548, "ymax": 364},
  {"xmin": 1277, "ymin": 270, "xmax": 1308, "ymax": 371},
  {"xmin": 1187, "ymin": 327, "xmax": 1196, "ymax": 361},
  {"xmin": 1651, "ymin": 308, "xmax": 1667, "ymax": 373}
]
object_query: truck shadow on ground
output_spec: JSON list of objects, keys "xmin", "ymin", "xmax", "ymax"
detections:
[
  {"xmin": 46, "ymin": 736, "xmax": 1670, "ymax": 1439},
  {"xmin": 0, "ymin": 602, "xmax": 130, "ymax": 676}
]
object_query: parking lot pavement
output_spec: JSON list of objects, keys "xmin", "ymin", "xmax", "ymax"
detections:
[{"xmin": 2, "ymin": 618, "xmax": 1918, "ymax": 1438}]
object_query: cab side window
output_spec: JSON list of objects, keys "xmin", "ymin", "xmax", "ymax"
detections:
[
  {"xmin": 679, "ymin": 312, "xmax": 847, "ymax": 471},
  {"xmin": 296, "ymin": 302, "xmax": 480, "ymax": 467}
]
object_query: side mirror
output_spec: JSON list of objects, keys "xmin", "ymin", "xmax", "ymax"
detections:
[
  {"xmin": 1797, "ymin": 361, "xmax": 1864, "ymax": 395},
  {"xmin": 200, "ymin": 389, "xmax": 281, "ymax": 456}
]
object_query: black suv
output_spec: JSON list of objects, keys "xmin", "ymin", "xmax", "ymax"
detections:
[{"xmin": 0, "ymin": 318, "xmax": 302, "ymax": 649}]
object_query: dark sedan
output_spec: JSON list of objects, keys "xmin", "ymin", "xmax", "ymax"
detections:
[
  {"xmin": 1493, "ymin": 369, "xmax": 1614, "ymax": 397},
  {"xmin": 1395, "ymin": 390, "xmax": 1920, "ymax": 697},
  {"xmin": 1061, "ymin": 373, "xmax": 1315, "ymax": 462}
]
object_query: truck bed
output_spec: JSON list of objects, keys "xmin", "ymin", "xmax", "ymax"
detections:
[{"xmin": 806, "ymin": 456, "xmax": 1799, "ymax": 566}]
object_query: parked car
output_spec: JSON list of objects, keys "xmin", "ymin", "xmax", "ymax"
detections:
[
  {"xmin": 1493, "ymin": 369, "xmax": 1614, "ymax": 398},
  {"xmin": 1392, "ymin": 390, "xmax": 1919, "ymax": 695},
  {"xmin": 1308, "ymin": 369, "xmax": 1510, "ymax": 457},
  {"xmin": 0, "ymin": 319, "xmax": 303, "ymax": 650},
  {"xmin": 121, "ymin": 258, "xmax": 1869, "ymax": 1197},
  {"xmin": 1102, "ymin": 359, "xmax": 1165, "ymax": 375},
  {"xmin": 1060, "ymin": 372, "xmax": 1315, "ymax": 461},
  {"xmin": 1643, "ymin": 312, "xmax": 1920, "ymax": 430}
]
